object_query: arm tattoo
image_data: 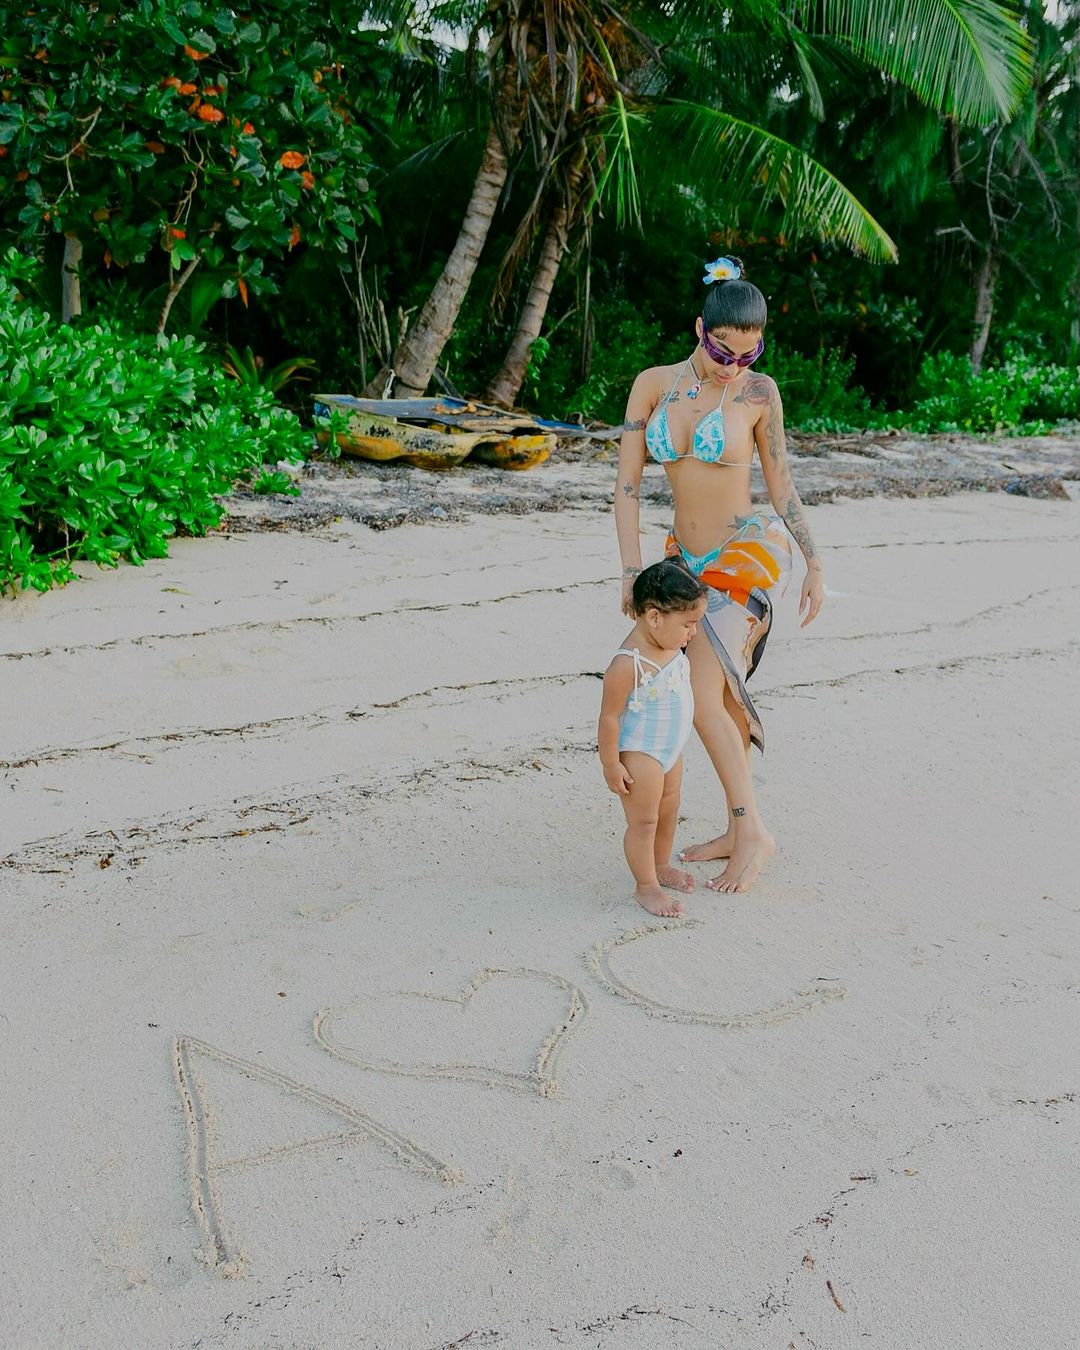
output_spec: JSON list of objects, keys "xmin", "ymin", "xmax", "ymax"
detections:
[
  {"xmin": 623, "ymin": 417, "xmax": 646, "ymax": 432},
  {"xmin": 621, "ymin": 481, "xmax": 639, "ymax": 500},
  {"xmin": 731, "ymin": 806, "xmax": 746, "ymax": 817},
  {"xmin": 765, "ymin": 405, "xmax": 785, "ymax": 465},
  {"xmin": 783, "ymin": 493, "xmax": 818, "ymax": 564},
  {"xmin": 622, "ymin": 565, "xmax": 641, "ymax": 578}
]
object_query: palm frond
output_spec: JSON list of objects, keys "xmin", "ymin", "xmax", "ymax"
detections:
[
  {"xmin": 645, "ymin": 103, "xmax": 897, "ymax": 262},
  {"xmin": 583, "ymin": 18, "xmax": 641, "ymax": 227},
  {"xmin": 787, "ymin": 26, "xmax": 826, "ymax": 121},
  {"xmin": 795, "ymin": 0, "xmax": 1033, "ymax": 124}
]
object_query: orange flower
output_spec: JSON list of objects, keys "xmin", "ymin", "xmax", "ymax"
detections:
[
  {"xmin": 0, "ymin": 146, "xmax": 8, "ymax": 158},
  {"xmin": 161, "ymin": 76, "xmax": 181, "ymax": 89},
  {"xmin": 187, "ymin": 97, "xmax": 201, "ymax": 113},
  {"xmin": 202, "ymin": 85, "xmax": 222, "ymax": 97},
  {"xmin": 168, "ymin": 226, "xmax": 186, "ymax": 239},
  {"xmin": 288, "ymin": 224, "xmax": 301, "ymax": 248},
  {"xmin": 104, "ymin": 250, "xmax": 113, "ymax": 268},
  {"xmin": 15, "ymin": 169, "xmax": 29, "ymax": 182},
  {"xmin": 92, "ymin": 205, "xmax": 110, "ymax": 221},
  {"xmin": 242, "ymin": 122, "xmax": 255, "ymax": 135},
  {"xmin": 144, "ymin": 140, "xmax": 166, "ymax": 154},
  {"xmin": 184, "ymin": 45, "xmax": 209, "ymax": 61},
  {"xmin": 197, "ymin": 104, "xmax": 224, "ymax": 123},
  {"xmin": 300, "ymin": 170, "xmax": 314, "ymax": 190},
  {"xmin": 228, "ymin": 144, "xmax": 237, "ymax": 157},
  {"xmin": 279, "ymin": 150, "xmax": 305, "ymax": 170},
  {"xmin": 178, "ymin": 82, "xmax": 197, "ymax": 95},
  {"xmin": 237, "ymin": 277, "xmax": 249, "ymax": 307}
]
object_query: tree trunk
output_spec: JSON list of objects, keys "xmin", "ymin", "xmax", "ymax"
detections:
[
  {"xmin": 969, "ymin": 247, "xmax": 1000, "ymax": 373},
  {"xmin": 1073, "ymin": 84, "xmax": 1080, "ymax": 360},
  {"xmin": 485, "ymin": 201, "xmax": 570, "ymax": 408},
  {"xmin": 61, "ymin": 232, "xmax": 83, "ymax": 323},
  {"xmin": 364, "ymin": 114, "xmax": 517, "ymax": 399}
]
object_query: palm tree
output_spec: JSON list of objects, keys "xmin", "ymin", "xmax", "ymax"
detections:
[
  {"xmin": 941, "ymin": 0, "xmax": 1079, "ymax": 368},
  {"xmin": 483, "ymin": 0, "xmax": 1036, "ymax": 406},
  {"xmin": 378, "ymin": 0, "xmax": 1033, "ymax": 403},
  {"xmin": 363, "ymin": 0, "xmax": 637, "ymax": 398}
]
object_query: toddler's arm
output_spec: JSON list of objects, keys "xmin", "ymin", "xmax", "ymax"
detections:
[{"xmin": 598, "ymin": 658, "xmax": 636, "ymax": 795}]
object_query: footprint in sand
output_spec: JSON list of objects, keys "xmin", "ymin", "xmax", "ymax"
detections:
[
  {"xmin": 585, "ymin": 921, "xmax": 846, "ymax": 1029},
  {"xmin": 314, "ymin": 967, "xmax": 588, "ymax": 1100}
]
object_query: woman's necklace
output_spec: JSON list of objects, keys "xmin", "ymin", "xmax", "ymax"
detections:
[{"xmin": 687, "ymin": 354, "xmax": 706, "ymax": 400}]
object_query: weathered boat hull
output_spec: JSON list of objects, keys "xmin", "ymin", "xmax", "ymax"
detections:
[
  {"xmin": 466, "ymin": 434, "xmax": 555, "ymax": 470},
  {"xmin": 313, "ymin": 396, "xmax": 558, "ymax": 472}
]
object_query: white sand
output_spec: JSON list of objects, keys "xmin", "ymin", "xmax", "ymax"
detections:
[{"xmin": 3, "ymin": 492, "xmax": 1079, "ymax": 1349}]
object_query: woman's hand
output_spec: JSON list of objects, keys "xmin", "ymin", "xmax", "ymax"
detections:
[
  {"xmin": 800, "ymin": 566, "xmax": 825, "ymax": 627},
  {"xmin": 620, "ymin": 568, "xmax": 639, "ymax": 617},
  {"xmin": 604, "ymin": 761, "xmax": 634, "ymax": 796}
]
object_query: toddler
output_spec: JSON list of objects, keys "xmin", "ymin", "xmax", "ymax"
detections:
[{"xmin": 598, "ymin": 558, "xmax": 707, "ymax": 916}]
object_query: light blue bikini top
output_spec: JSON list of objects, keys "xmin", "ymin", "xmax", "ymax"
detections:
[{"xmin": 645, "ymin": 356, "xmax": 746, "ymax": 467}]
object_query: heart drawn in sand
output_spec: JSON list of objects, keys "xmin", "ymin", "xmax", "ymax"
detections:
[
  {"xmin": 586, "ymin": 921, "xmax": 846, "ymax": 1029},
  {"xmin": 313, "ymin": 967, "xmax": 588, "ymax": 1100}
]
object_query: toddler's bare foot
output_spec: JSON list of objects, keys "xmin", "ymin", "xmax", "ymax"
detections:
[
  {"xmin": 635, "ymin": 884, "xmax": 685, "ymax": 918},
  {"xmin": 679, "ymin": 829, "xmax": 735, "ymax": 863},
  {"xmin": 656, "ymin": 864, "xmax": 695, "ymax": 893},
  {"xmin": 706, "ymin": 831, "xmax": 775, "ymax": 894}
]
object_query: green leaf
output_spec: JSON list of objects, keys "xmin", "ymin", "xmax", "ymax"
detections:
[
  {"xmin": 645, "ymin": 104, "xmax": 897, "ymax": 263},
  {"xmin": 794, "ymin": 0, "xmax": 1034, "ymax": 124}
]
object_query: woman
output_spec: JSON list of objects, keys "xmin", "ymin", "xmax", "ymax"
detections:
[{"xmin": 614, "ymin": 257, "xmax": 824, "ymax": 894}]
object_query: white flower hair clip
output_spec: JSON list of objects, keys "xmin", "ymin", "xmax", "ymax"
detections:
[{"xmin": 702, "ymin": 256, "xmax": 741, "ymax": 284}]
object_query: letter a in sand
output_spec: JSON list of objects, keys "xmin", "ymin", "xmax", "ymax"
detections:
[{"xmin": 173, "ymin": 1035, "xmax": 460, "ymax": 1277}]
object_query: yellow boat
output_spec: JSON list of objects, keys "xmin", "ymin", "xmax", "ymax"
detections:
[{"xmin": 313, "ymin": 395, "xmax": 560, "ymax": 472}]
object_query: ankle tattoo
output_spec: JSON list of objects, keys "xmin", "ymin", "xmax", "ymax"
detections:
[{"xmin": 732, "ymin": 807, "xmax": 746, "ymax": 817}]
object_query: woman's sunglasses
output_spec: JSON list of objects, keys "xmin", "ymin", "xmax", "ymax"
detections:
[{"xmin": 701, "ymin": 327, "xmax": 764, "ymax": 368}]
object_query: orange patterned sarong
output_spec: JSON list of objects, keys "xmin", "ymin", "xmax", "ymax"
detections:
[{"xmin": 666, "ymin": 511, "xmax": 792, "ymax": 752}]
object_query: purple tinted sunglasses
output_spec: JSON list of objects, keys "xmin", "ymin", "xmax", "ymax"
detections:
[{"xmin": 701, "ymin": 325, "xmax": 764, "ymax": 368}]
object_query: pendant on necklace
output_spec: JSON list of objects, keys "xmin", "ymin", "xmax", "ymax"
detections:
[{"xmin": 687, "ymin": 379, "xmax": 701, "ymax": 400}]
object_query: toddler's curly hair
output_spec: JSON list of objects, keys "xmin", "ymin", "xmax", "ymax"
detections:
[{"xmin": 631, "ymin": 557, "xmax": 706, "ymax": 615}]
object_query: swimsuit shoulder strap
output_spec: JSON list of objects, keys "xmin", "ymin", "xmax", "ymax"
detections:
[
  {"xmin": 614, "ymin": 647, "xmax": 662, "ymax": 670},
  {"xmin": 658, "ymin": 356, "xmax": 694, "ymax": 410},
  {"xmin": 614, "ymin": 647, "xmax": 662, "ymax": 691}
]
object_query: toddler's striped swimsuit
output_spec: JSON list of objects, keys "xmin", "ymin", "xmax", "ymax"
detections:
[{"xmin": 615, "ymin": 647, "xmax": 694, "ymax": 773}]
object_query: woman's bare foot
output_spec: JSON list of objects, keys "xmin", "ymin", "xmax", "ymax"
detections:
[
  {"xmin": 706, "ymin": 831, "xmax": 775, "ymax": 894},
  {"xmin": 656, "ymin": 864, "xmax": 695, "ymax": 893},
  {"xmin": 679, "ymin": 829, "xmax": 735, "ymax": 863},
  {"xmin": 635, "ymin": 883, "xmax": 686, "ymax": 917}
]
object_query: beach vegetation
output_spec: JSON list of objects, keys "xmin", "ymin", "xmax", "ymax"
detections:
[
  {"xmin": 0, "ymin": 0, "xmax": 1077, "ymax": 593},
  {"xmin": 0, "ymin": 253, "xmax": 308, "ymax": 593}
]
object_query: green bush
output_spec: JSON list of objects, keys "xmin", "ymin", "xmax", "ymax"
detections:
[
  {"xmin": 904, "ymin": 348, "xmax": 1080, "ymax": 434},
  {"xmin": 533, "ymin": 295, "xmax": 685, "ymax": 424},
  {"xmin": 759, "ymin": 347, "xmax": 878, "ymax": 431},
  {"xmin": 0, "ymin": 254, "xmax": 308, "ymax": 593}
]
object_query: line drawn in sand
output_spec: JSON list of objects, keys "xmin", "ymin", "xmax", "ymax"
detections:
[
  {"xmin": 314, "ymin": 967, "xmax": 588, "ymax": 1100},
  {"xmin": 586, "ymin": 922, "xmax": 846, "ymax": 1028},
  {"xmin": 173, "ymin": 1035, "xmax": 459, "ymax": 1278}
]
